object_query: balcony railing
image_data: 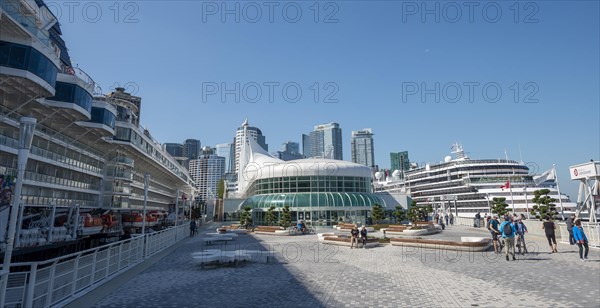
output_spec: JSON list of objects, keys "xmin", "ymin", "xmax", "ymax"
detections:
[
  {"xmin": 24, "ymin": 171, "xmax": 101, "ymax": 191},
  {"xmin": 59, "ymin": 64, "xmax": 96, "ymax": 91},
  {"xmin": 0, "ymin": 133, "xmax": 103, "ymax": 175},
  {"xmin": 20, "ymin": 195, "xmax": 98, "ymax": 208},
  {"xmin": 1, "ymin": 0, "xmax": 60, "ymax": 57}
]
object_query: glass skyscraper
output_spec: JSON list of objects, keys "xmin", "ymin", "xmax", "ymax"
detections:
[
  {"xmin": 215, "ymin": 143, "xmax": 234, "ymax": 173},
  {"xmin": 390, "ymin": 151, "xmax": 410, "ymax": 176},
  {"xmin": 304, "ymin": 122, "xmax": 343, "ymax": 160},
  {"xmin": 351, "ymin": 129, "xmax": 375, "ymax": 167}
]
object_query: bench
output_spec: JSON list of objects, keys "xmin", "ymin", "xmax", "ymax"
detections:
[
  {"xmin": 390, "ymin": 237, "xmax": 491, "ymax": 251},
  {"xmin": 253, "ymin": 226, "xmax": 289, "ymax": 235},
  {"xmin": 318, "ymin": 234, "xmax": 380, "ymax": 247}
]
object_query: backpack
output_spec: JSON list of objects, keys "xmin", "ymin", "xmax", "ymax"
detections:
[{"xmin": 503, "ymin": 223, "xmax": 513, "ymax": 236}]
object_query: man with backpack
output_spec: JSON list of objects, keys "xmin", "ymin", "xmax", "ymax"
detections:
[{"xmin": 499, "ymin": 216, "xmax": 517, "ymax": 261}]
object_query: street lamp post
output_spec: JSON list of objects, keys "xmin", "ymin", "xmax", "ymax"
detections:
[
  {"xmin": 141, "ymin": 174, "xmax": 150, "ymax": 235},
  {"xmin": 1, "ymin": 117, "xmax": 37, "ymax": 308}
]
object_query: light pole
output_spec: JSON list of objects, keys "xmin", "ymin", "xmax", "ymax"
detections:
[
  {"xmin": 141, "ymin": 174, "xmax": 150, "ymax": 235},
  {"xmin": 1, "ymin": 117, "xmax": 37, "ymax": 308}
]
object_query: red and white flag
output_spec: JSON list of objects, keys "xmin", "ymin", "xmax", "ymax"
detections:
[
  {"xmin": 182, "ymin": 193, "xmax": 187, "ymax": 200},
  {"xmin": 500, "ymin": 180, "xmax": 510, "ymax": 190}
]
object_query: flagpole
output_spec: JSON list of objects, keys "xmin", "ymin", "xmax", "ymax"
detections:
[
  {"xmin": 509, "ymin": 180, "xmax": 515, "ymax": 213},
  {"xmin": 553, "ymin": 164, "xmax": 565, "ymax": 220}
]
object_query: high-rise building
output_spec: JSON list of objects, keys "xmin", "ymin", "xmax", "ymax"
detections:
[
  {"xmin": 233, "ymin": 119, "xmax": 268, "ymax": 174},
  {"xmin": 306, "ymin": 122, "xmax": 343, "ymax": 160},
  {"xmin": 302, "ymin": 134, "xmax": 312, "ymax": 158},
  {"xmin": 215, "ymin": 143, "xmax": 234, "ymax": 173},
  {"xmin": 351, "ymin": 129, "xmax": 375, "ymax": 167},
  {"xmin": 183, "ymin": 139, "xmax": 201, "ymax": 160},
  {"xmin": 278, "ymin": 141, "xmax": 303, "ymax": 161},
  {"xmin": 189, "ymin": 147, "xmax": 225, "ymax": 203},
  {"xmin": 390, "ymin": 151, "xmax": 410, "ymax": 177},
  {"xmin": 165, "ymin": 143, "xmax": 184, "ymax": 158}
]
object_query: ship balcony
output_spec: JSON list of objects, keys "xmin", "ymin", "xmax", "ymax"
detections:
[
  {"xmin": 77, "ymin": 99, "xmax": 116, "ymax": 137},
  {"xmin": 20, "ymin": 195, "xmax": 98, "ymax": 208},
  {"xmin": 40, "ymin": 78, "xmax": 93, "ymax": 122},
  {"xmin": 0, "ymin": 40, "xmax": 58, "ymax": 109}
]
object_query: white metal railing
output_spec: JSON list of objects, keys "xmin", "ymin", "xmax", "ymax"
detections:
[
  {"xmin": 1, "ymin": 224, "xmax": 189, "ymax": 308},
  {"xmin": 559, "ymin": 223, "xmax": 600, "ymax": 248}
]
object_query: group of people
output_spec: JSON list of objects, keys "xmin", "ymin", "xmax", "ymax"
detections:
[
  {"xmin": 350, "ymin": 226, "xmax": 368, "ymax": 249},
  {"xmin": 486, "ymin": 213, "xmax": 590, "ymax": 261},
  {"xmin": 434, "ymin": 212, "xmax": 454, "ymax": 229},
  {"xmin": 486, "ymin": 214, "xmax": 529, "ymax": 260}
]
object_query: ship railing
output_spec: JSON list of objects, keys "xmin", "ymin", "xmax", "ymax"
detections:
[
  {"xmin": 559, "ymin": 223, "xmax": 600, "ymax": 249},
  {"xmin": 0, "ymin": 224, "xmax": 189, "ymax": 308}
]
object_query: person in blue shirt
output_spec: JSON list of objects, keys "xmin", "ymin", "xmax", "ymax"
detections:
[
  {"xmin": 515, "ymin": 219, "xmax": 528, "ymax": 255},
  {"xmin": 573, "ymin": 219, "xmax": 589, "ymax": 261},
  {"xmin": 499, "ymin": 216, "xmax": 517, "ymax": 261},
  {"xmin": 297, "ymin": 220, "xmax": 306, "ymax": 234}
]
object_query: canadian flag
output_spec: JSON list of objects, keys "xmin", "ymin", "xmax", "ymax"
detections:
[{"xmin": 500, "ymin": 180, "xmax": 510, "ymax": 190}]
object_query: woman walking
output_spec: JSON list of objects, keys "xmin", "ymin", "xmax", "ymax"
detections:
[
  {"xmin": 542, "ymin": 216, "xmax": 558, "ymax": 253},
  {"xmin": 573, "ymin": 219, "xmax": 589, "ymax": 261}
]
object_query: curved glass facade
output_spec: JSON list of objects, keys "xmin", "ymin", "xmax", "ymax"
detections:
[
  {"xmin": 242, "ymin": 192, "xmax": 384, "ymax": 209},
  {"xmin": 0, "ymin": 41, "xmax": 58, "ymax": 87},
  {"xmin": 247, "ymin": 176, "xmax": 371, "ymax": 195},
  {"xmin": 90, "ymin": 107, "xmax": 116, "ymax": 129},
  {"xmin": 47, "ymin": 81, "xmax": 93, "ymax": 113}
]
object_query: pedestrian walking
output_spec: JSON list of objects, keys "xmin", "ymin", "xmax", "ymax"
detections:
[
  {"xmin": 350, "ymin": 226, "xmax": 359, "ymax": 249},
  {"xmin": 189, "ymin": 220, "xmax": 197, "ymax": 237},
  {"xmin": 499, "ymin": 216, "xmax": 516, "ymax": 261},
  {"xmin": 573, "ymin": 220, "xmax": 589, "ymax": 261},
  {"xmin": 566, "ymin": 214, "xmax": 576, "ymax": 245},
  {"xmin": 444, "ymin": 213, "xmax": 449, "ymax": 226},
  {"xmin": 360, "ymin": 226, "xmax": 368, "ymax": 249},
  {"xmin": 542, "ymin": 216, "xmax": 558, "ymax": 253},
  {"xmin": 515, "ymin": 219, "xmax": 528, "ymax": 255},
  {"xmin": 475, "ymin": 212, "xmax": 481, "ymax": 228},
  {"xmin": 449, "ymin": 212, "xmax": 454, "ymax": 225}
]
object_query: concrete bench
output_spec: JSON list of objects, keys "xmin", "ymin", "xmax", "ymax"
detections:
[
  {"xmin": 254, "ymin": 226, "xmax": 289, "ymax": 235},
  {"xmin": 390, "ymin": 237, "xmax": 491, "ymax": 251},
  {"xmin": 318, "ymin": 234, "xmax": 380, "ymax": 247}
]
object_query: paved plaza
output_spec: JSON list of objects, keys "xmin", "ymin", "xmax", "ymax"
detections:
[{"xmin": 69, "ymin": 224, "xmax": 600, "ymax": 308}]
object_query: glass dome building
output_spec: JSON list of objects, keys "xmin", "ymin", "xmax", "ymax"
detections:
[{"xmin": 233, "ymin": 130, "xmax": 388, "ymax": 226}]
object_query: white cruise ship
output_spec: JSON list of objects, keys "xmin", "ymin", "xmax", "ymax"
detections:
[
  {"xmin": 0, "ymin": 0, "xmax": 195, "ymax": 262},
  {"xmin": 374, "ymin": 144, "xmax": 577, "ymax": 218}
]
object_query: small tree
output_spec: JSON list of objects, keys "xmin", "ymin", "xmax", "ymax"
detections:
[
  {"xmin": 279, "ymin": 205, "xmax": 292, "ymax": 227},
  {"xmin": 265, "ymin": 206, "xmax": 276, "ymax": 226},
  {"xmin": 239, "ymin": 206, "xmax": 253, "ymax": 229},
  {"xmin": 407, "ymin": 207, "xmax": 421, "ymax": 224},
  {"xmin": 491, "ymin": 197, "xmax": 509, "ymax": 217},
  {"xmin": 530, "ymin": 189, "xmax": 558, "ymax": 220},
  {"xmin": 216, "ymin": 179, "xmax": 225, "ymax": 199},
  {"xmin": 392, "ymin": 206, "xmax": 407, "ymax": 223},
  {"xmin": 370, "ymin": 203, "xmax": 385, "ymax": 225}
]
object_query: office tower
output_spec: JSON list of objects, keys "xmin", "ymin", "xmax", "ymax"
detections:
[
  {"xmin": 215, "ymin": 143, "xmax": 234, "ymax": 173},
  {"xmin": 351, "ymin": 129, "xmax": 375, "ymax": 167},
  {"xmin": 302, "ymin": 134, "xmax": 312, "ymax": 158},
  {"xmin": 307, "ymin": 122, "xmax": 342, "ymax": 160},
  {"xmin": 189, "ymin": 147, "xmax": 225, "ymax": 203},
  {"xmin": 390, "ymin": 151, "xmax": 410, "ymax": 177},
  {"xmin": 233, "ymin": 119, "xmax": 268, "ymax": 174},
  {"xmin": 277, "ymin": 141, "xmax": 303, "ymax": 161},
  {"xmin": 183, "ymin": 139, "xmax": 201, "ymax": 160}
]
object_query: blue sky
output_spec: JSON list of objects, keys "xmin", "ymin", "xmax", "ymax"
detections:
[{"xmin": 55, "ymin": 1, "xmax": 599, "ymax": 198}]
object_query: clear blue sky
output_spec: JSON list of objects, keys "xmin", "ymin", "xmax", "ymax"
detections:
[{"xmin": 56, "ymin": 1, "xmax": 599, "ymax": 199}]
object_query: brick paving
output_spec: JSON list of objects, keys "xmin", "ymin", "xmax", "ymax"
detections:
[{"xmin": 85, "ymin": 224, "xmax": 600, "ymax": 308}]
